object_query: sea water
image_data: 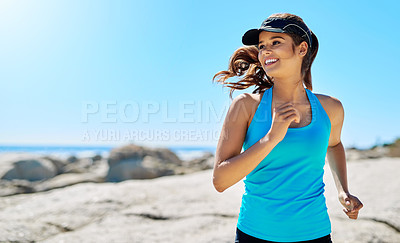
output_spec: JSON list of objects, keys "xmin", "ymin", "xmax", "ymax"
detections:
[{"xmin": 0, "ymin": 144, "xmax": 216, "ymax": 161}]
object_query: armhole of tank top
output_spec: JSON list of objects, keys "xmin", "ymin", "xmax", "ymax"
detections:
[
  {"xmin": 313, "ymin": 93, "xmax": 332, "ymax": 129},
  {"xmin": 243, "ymin": 90, "xmax": 268, "ymax": 149},
  {"xmin": 246, "ymin": 90, "xmax": 268, "ymax": 131}
]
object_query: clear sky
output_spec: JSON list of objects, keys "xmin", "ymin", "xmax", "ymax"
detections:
[{"xmin": 0, "ymin": 0, "xmax": 399, "ymax": 149}]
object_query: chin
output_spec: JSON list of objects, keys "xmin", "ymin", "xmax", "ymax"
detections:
[{"xmin": 265, "ymin": 70, "xmax": 279, "ymax": 78}]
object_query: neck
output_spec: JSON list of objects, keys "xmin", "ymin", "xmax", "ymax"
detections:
[{"xmin": 271, "ymin": 77, "xmax": 307, "ymax": 104}]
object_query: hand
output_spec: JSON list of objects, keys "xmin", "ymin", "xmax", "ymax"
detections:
[
  {"xmin": 267, "ymin": 102, "xmax": 300, "ymax": 143},
  {"xmin": 338, "ymin": 192, "xmax": 363, "ymax": 219}
]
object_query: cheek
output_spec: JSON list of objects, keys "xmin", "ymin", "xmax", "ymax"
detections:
[
  {"xmin": 277, "ymin": 47, "xmax": 292, "ymax": 58},
  {"xmin": 258, "ymin": 52, "xmax": 262, "ymax": 63}
]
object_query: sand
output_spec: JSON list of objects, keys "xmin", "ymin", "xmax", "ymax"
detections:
[{"xmin": 0, "ymin": 157, "xmax": 399, "ymax": 242}]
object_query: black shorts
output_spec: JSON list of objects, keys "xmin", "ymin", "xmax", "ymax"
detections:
[{"xmin": 235, "ymin": 228, "xmax": 332, "ymax": 243}]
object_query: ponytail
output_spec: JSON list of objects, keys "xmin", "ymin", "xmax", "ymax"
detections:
[
  {"xmin": 212, "ymin": 46, "xmax": 273, "ymax": 99},
  {"xmin": 302, "ymin": 31, "xmax": 319, "ymax": 91}
]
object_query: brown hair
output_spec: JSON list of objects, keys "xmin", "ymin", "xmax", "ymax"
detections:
[{"xmin": 213, "ymin": 13, "xmax": 319, "ymax": 99}]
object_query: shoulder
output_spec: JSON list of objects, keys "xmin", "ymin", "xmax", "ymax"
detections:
[
  {"xmin": 314, "ymin": 93, "xmax": 344, "ymax": 125},
  {"xmin": 229, "ymin": 91, "xmax": 265, "ymax": 125},
  {"xmin": 230, "ymin": 92, "xmax": 264, "ymax": 111}
]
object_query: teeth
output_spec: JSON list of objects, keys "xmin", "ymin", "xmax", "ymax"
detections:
[{"xmin": 265, "ymin": 58, "xmax": 278, "ymax": 64}]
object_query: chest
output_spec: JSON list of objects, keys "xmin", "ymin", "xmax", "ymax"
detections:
[{"xmin": 272, "ymin": 102, "xmax": 313, "ymax": 129}]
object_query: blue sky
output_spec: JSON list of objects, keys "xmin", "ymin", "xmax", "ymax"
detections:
[{"xmin": 0, "ymin": 0, "xmax": 399, "ymax": 149}]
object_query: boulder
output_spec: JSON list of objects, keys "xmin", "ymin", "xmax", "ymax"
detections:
[
  {"xmin": 62, "ymin": 158, "xmax": 94, "ymax": 174},
  {"xmin": 92, "ymin": 154, "xmax": 102, "ymax": 161},
  {"xmin": 178, "ymin": 152, "xmax": 215, "ymax": 174},
  {"xmin": 1, "ymin": 158, "xmax": 57, "ymax": 181},
  {"xmin": 106, "ymin": 144, "xmax": 182, "ymax": 181},
  {"xmin": 108, "ymin": 144, "xmax": 181, "ymax": 166},
  {"xmin": 66, "ymin": 155, "xmax": 78, "ymax": 163},
  {"xmin": 42, "ymin": 156, "xmax": 68, "ymax": 174}
]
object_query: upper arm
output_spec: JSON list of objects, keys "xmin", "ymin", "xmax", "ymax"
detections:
[
  {"xmin": 214, "ymin": 93, "xmax": 254, "ymax": 167},
  {"xmin": 317, "ymin": 94, "xmax": 344, "ymax": 147}
]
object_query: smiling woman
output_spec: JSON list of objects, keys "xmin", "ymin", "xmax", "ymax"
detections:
[
  {"xmin": 212, "ymin": 12, "xmax": 363, "ymax": 243},
  {"xmin": 213, "ymin": 13, "xmax": 319, "ymax": 99}
]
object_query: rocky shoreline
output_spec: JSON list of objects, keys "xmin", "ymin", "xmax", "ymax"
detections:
[
  {"xmin": 0, "ymin": 144, "xmax": 214, "ymax": 197},
  {"xmin": 0, "ymin": 158, "xmax": 399, "ymax": 242},
  {"xmin": 0, "ymin": 142, "xmax": 399, "ymax": 242}
]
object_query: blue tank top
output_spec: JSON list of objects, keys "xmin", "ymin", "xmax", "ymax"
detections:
[{"xmin": 237, "ymin": 85, "xmax": 332, "ymax": 242}]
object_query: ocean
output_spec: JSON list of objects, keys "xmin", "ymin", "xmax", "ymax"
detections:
[{"xmin": 0, "ymin": 144, "xmax": 216, "ymax": 161}]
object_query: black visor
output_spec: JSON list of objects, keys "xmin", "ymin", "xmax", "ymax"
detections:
[{"xmin": 242, "ymin": 17, "xmax": 312, "ymax": 48}]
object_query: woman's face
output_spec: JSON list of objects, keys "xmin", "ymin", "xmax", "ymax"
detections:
[{"xmin": 257, "ymin": 31, "xmax": 304, "ymax": 79}]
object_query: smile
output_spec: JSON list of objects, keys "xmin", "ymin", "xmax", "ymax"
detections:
[{"xmin": 265, "ymin": 58, "xmax": 279, "ymax": 66}]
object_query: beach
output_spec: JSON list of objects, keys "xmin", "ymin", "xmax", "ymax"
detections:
[{"xmin": 0, "ymin": 146, "xmax": 399, "ymax": 242}]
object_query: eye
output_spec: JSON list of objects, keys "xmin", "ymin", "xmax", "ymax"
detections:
[
  {"xmin": 272, "ymin": 41, "xmax": 281, "ymax": 45},
  {"xmin": 258, "ymin": 44, "xmax": 265, "ymax": 50}
]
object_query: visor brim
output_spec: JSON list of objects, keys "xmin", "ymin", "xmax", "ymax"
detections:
[{"xmin": 242, "ymin": 27, "xmax": 285, "ymax": 45}]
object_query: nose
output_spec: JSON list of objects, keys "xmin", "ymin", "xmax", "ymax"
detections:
[
  {"xmin": 260, "ymin": 46, "xmax": 272, "ymax": 54},
  {"xmin": 258, "ymin": 47, "xmax": 272, "ymax": 61}
]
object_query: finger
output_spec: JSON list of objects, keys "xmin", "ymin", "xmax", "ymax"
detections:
[
  {"xmin": 273, "ymin": 110, "xmax": 298, "ymax": 124},
  {"xmin": 349, "ymin": 214, "xmax": 358, "ymax": 219},
  {"xmin": 352, "ymin": 204, "xmax": 362, "ymax": 211},
  {"xmin": 345, "ymin": 210, "xmax": 359, "ymax": 216},
  {"xmin": 279, "ymin": 109, "xmax": 298, "ymax": 118},
  {"xmin": 347, "ymin": 211, "xmax": 359, "ymax": 216},
  {"xmin": 284, "ymin": 113, "xmax": 300, "ymax": 123},
  {"xmin": 343, "ymin": 201, "xmax": 353, "ymax": 211},
  {"xmin": 274, "ymin": 105, "xmax": 294, "ymax": 114},
  {"xmin": 344, "ymin": 198, "xmax": 353, "ymax": 207},
  {"xmin": 349, "ymin": 212, "xmax": 359, "ymax": 219},
  {"xmin": 344, "ymin": 210, "xmax": 359, "ymax": 219},
  {"xmin": 350, "ymin": 200, "xmax": 363, "ymax": 211},
  {"xmin": 275, "ymin": 105, "xmax": 296, "ymax": 115},
  {"xmin": 343, "ymin": 208, "xmax": 358, "ymax": 214},
  {"xmin": 293, "ymin": 109, "xmax": 301, "ymax": 122}
]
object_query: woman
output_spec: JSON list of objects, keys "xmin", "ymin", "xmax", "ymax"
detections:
[{"xmin": 212, "ymin": 13, "xmax": 363, "ymax": 243}]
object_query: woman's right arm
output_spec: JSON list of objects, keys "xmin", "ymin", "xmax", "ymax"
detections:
[{"xmin": 212, "ymin": 93, "xmax": 300, "ymax": 192}]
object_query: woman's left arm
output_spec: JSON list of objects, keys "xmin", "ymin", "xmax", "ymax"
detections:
[{"xmin": 325, "ymin": 97, "xmax": 363, "ymax": 220}]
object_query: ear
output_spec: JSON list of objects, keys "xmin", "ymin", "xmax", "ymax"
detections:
[{"xmin": 298, "ymin": 41, "xmax": 308, "ymax": 57}]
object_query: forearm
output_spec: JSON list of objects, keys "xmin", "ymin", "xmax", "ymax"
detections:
[
  {"xmin": 213, "ymin": 134, "xmax": 279, "ymax": 192},
  {"xmin": 327, "ymin": 141, "xmax": 349, "ymax": 194}
]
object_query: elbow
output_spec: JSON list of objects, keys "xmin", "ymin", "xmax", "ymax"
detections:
[
  {"xmin": 328, "ymin": 140, "xmax": 342, "ymax": 149},
  {"xmin": 213, "ymin": 181, "xmax": 226, "ymax": 193},
  {"xmin": 212, "ymin": 172, "xmax": 227, "ymax": 193}
]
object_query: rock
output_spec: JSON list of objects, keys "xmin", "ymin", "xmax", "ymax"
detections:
[
  {"xmin": 67, "ymin": 155, "xmax": 78, "ymax": 163},
  {"xmin": 0, "ymin": 179, "xmax": 37, "ymax": 196},
  {"xmin": 92, "ymin": 154, "xmax": 102, "ymax": 161},
  {"xmin": 345, "ymin": 146, "xmax": 390, "ymax": 161},
  {"xmin": 106, "ymin": 144, "xmax": 182, "ymax": 181},
  {"xmin": 388, "ymin": 138, "xmax": 400, "ymax": 157},
  {"xmin": 0, "ymin": 154, "xmax": 110, "ymax": 197},
  {"xmin": 34, "ymin": 173, "xmax": 105, "ymax": 192},
  {"xmin": 0, "ymin": 158, "xmax": 399, "ymax": 242},
  {"xmin": 0, "ymin": 158, "xmax": 57, "ymax": 181},
  {"xmin": 180, "ymin": 152, "xmax": 215, "ymax": 173},
  {"xmin": 106, "ymin": 155, "xmax": 175, "ymax": 181},
  {"xmin": 62, "ymin": 158, "xmax": 94, "ymax": 174},
  {"xmin": 0, "ymin": 173, "xmax": 105, "ymax": 197},
  {"xmin": 42, "ymin": 156, "xmax": 68, "ymax": 174},
  {"xmin": 108, "ymin": 144, "xmax": 182, "ymax": 166}
]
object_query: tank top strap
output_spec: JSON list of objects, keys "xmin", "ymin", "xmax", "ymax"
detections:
[{"xmin": 305, "ymin": 88, "xmax": 317, "ymax": 124}]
